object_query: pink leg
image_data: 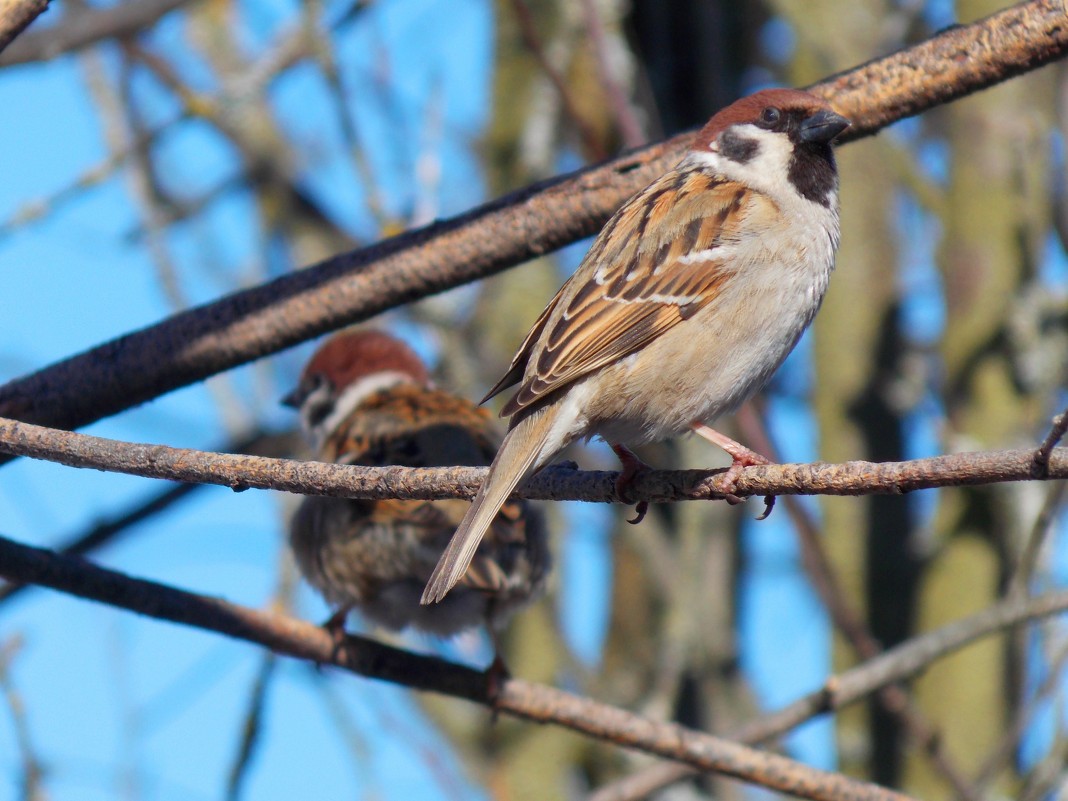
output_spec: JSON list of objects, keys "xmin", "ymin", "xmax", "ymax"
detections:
[
  {"xmin": 484, "ymin": 625, "xmax": 511, "ymax": 720},
  {"xmin": 691, "ymin": 423, "xmax": 775, "ymax": 519},
  {"xmin": 610, "ymin": 443, "xmax": 651, "ymax": 524},
  {"xmin": 322, "ymin": 605, "xmax": 353, "ymax": 657}
]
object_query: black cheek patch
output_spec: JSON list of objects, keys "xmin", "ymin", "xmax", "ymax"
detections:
[
  {"xmin": 719, "ymin": 130, "xmax": 759, "ymax": 164},
  {"xmin": 788, "ymin": 144, "xmax": 838, "ymax": 207}
]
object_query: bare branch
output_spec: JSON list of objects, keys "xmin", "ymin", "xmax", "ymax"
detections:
[
  {"xmin": 0, "ymin": 532, "xmax": 915, "ymax": 801},
  {"xmin": 589, "ymin": 588, "xmax": 1068, "ymax": 801},
  {"xmin": 0, "ymin": 429, "xmax": 299, "ymax": 608},
  {"xmin": 735, "ymin": 408, "xmax": 977, "ymax": 799},
  {"xmin": 0, "ymin": 636, "xmax": 45, "ymax": 800},
  {"xmin": 0, "ymin": 416, "xmax": 1067, "ymax": 506},
  {"xmin": 6, "ymin": 527, "xmax": 1068, "ymax": 800},
  {"xmin": 0, "ymin": 0, "xmax": 1065, "ymax": 446},
  {"xmin": 0, "ymin": 0, "xmax": 48, "ymax": 55},
  {"xmin": 580, "ymin": 0, "xmax": 645, "ymax": 148},
  {"xmin": 510, "ymin": 0, "xmax": 608, "ymax": 160},
  {"xmin": 0, "ymin": 0, "xmax": 192, "ymax": 66}
]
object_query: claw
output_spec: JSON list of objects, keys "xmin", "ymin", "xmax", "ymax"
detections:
[
  {"xmin": 627, "ymin": 500, "xmax": 649, "ymax": 524},
  {"xmin": 322, "ymin": 606, "xmax": 352, "ymax": 663},
  {"xmin": 756, "ymin": 495, "xmax": 776, "ymax": 520},
  {"xmin": 611, "ymin": 443, "xmax": 653, "ymax": 523},
  {"xmin": 691, "ymin": 423, "xmax": 776, "ymax": 519}
]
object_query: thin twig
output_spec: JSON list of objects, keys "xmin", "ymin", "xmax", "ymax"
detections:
[
  {"xmin": 589, "ymin": 588, "xmax": 1068, "ymax": 801},
  {"xmin": 225, "ymin": 655, "xmax": 277, "ymax": 801},
  {"xmin": 970, "ymin": 634, "xmax": 1068, "ymax": 793},
  {"xmin": 0, "ymin": 430, "xmax": 299, "ymax": 608},
  {"xmin": 0, "ymin": 636, "xmax": 45, "ymax": 800},
  {"xmin": 736, "ymin": 407, "xmax": 979, "ymax": 800},
  {"xmin": 1032, "ymin": 407, "xmax": 1068, "ymax": 476},
  {"xmin": 579, "ymin": 0, "xmax": 645, "ymax": 148},
  {"xmin": 510, "ymin": 0, "xmax": 607, "ymax": 160},
  {"xmin": 1009, "ymin": 480, "xmax": 1067, "ymax": 598},
  {"xmin": 0, "ymin": 533, "xmax": 914, "ymax": 801},
  {"xmin": 598, "ymin": 408, "xmax": 984, "ymax": 801},
  {"xmin": 1, "ymin": 0, "xmax": 1065, "ymax": 444}
]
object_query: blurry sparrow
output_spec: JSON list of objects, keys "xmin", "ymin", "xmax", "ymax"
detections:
[
  {"xmin": 422, "ymin": 88, "xmax": 849, "ymax": 604},
  {"xmin": 284, "ymin": 330, "xmax": 549, "ymax": 644}
]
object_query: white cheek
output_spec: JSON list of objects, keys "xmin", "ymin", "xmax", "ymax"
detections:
[{"xmin": 310, "ymin": 371, "xmax": 414, "ymax": 448}]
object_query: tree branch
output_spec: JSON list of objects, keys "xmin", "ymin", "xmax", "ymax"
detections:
[
  {"xmin": 0, "ymin": 0, "xmax": 1065, "ymax": 447},
  {"xmin": 0, "ymin": 532, "xmax": 916, "ymax": 801},
  {"xmin": 0, "ymin": 0, "xmax": 193, "ymax": 66},
  {"xmin": 0, "ymin": 0, "xmax": 48, "ymax": 55},
  {"xmin": 0, "ymin": 429, "xmax": 299, "ymax": 607},
  {"xmin": 0, "ymin": 416, "xmax": 1065, "ymax": 504},
  {"xmin": 5, "ymin": 528, "xmax": 1068, "ymax": 800},
  {"xmin": 589, "ymin": 586, "xmax": 1068, "ymax": 801}
]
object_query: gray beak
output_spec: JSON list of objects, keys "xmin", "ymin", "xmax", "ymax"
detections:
[
  {"xmin": 281, "ymin": 387, "xmax": 304, "ymax": 409},
  {"xmin": 798, "ymin": 109, "xmax": 850, "ymax": 144}
]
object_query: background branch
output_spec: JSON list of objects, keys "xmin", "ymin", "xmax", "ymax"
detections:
[
  {"xmin": 4, "ymin": 528, "xmax": 1068, "ymax": 801},
  {"xmin": 0, "ymin": 532, "xmax": 915, "ymax": 801},
  {"xmin": 0, "ymin": 429, "xmax": 299, "ymax": 607},
  {"xmin": 589, "ymin": 587, "xmax": 1068, "ymax": 801},
  {"xmin": 0, "ymin": 0, "xmax": 48, "ymax": 54},
  {"xmin": 0, "ymin": 0, "xmax": 1064, "ymax": 449},
  {"xmin": 0, "ymin": 0, "xmax": 192, "ymax": 66}
]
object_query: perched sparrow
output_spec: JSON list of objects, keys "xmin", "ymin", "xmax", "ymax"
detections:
[
  {"xmin": 284, "ymin": 329, "xmax": 549, "ymax": 643},
  {"xmin": 422, "ymin": 88, "xmax": 849, "ymax": 604}
]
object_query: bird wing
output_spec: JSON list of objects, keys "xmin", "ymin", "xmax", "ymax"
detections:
[{"xmin": 492, "ymin": 171, "xmax": 766, "ymax": 417}]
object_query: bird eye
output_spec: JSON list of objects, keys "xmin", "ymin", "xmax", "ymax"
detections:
[{"xmin": 759, "ymin": 107, "xmax": 782, "ymax": 128}]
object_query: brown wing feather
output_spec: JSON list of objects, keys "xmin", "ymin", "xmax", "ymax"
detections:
[
  {"xmin": 481, "ymin": 285, "xmax": 566, "ymax": 405},
  {"xmin": 499, "ymin": 171, "xmax": 755, "ymax": 417}
]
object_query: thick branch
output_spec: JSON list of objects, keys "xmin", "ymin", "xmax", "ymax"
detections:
[
  {"xmin": 0, "ymin": 0, "xmax": 48, "ymax": 54},
  {"xmin": 0, "ymin": 533, "xmax": 914, "ymax": 801},
  {"xmin": 0, "ymin": 416, "xmax": 1065, "ymax": 503},
  {"xmin": 0, "ymin": 0, "xmax": 192, "ymax": 66},
  {"xmin": 0, "ymin": 0, "xmax": 1065, "ymax": 443}
]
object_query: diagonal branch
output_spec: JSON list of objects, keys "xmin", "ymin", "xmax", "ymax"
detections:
[
  {"xmin": 0, "ymin": 0, "xmax": 49, "ymax": 54},
  {"xmin": 589, "ymin": 587, "xmax": 1068, "ymax": 801},
  {"xmin": 5, "ymin": 530, "xmax": 1068, "ymax": 800},
  {"xmin": 0, "ymin": 532, "xmax": 915, "ymax": 801},
  {"xmin": 0, "ymin": 0, "xmax": 193, "ymax": 66},
  {"xmin": 0, "ymin": 429, "xmax": 299, "ymax": 607},
  {"xmin": 0, "ymin": 0, "xmax": 1065, "ymax": 448},
  {"xmin": 0, "ymin": 415, "xmax": 1066, "ymax": 504}
]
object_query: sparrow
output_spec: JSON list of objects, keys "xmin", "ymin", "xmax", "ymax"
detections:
[
  {"xmin": 422, "ymin": 88, "xmax": 849, "ymax": 604},
  {"xmin": 284, "ymin": 329, "xmax": 550, "ymax": 646}
]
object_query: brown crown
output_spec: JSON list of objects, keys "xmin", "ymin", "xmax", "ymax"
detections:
[
  {"xmin": 692, "ymin": 88, "xmax": 838, "ymax": 149},
  {"xmin": 302, "ymin": 329, "xmax": 431, "ymax": 389}
]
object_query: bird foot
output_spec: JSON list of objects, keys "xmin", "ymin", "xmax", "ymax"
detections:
[
  {"xmin": 610, "ymin": 443, "xmax": 652, "ymax": 524},
  {"xmin": 691, "ymin": 423, "xmax": 775, "ymax": 519},
  {"xmin": 485, "ymin": 654, "xmax": 512, "ymax": 723},
  {"xmin": 322, "ymin": 607, "xmax": 352, "ymax": 662}
]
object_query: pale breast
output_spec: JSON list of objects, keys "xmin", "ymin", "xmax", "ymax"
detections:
[{"xmin": 586, "ymin": 213, "xmax": 836, "ymax": 446}]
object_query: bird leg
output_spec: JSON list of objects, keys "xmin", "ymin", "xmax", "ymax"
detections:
[
  {"xmin": 610, "ymin": 443, "xmax": 652, "ymax": 524},
  {"xmin": 322, "ymin": 605, "xmax": 353, "ymax": 659},
  {"xmin": 691, "ymin": 422, "xmax": 775, "ymax": 519},
  {"xmin": 484, "ymin": 625, "xmax": 512, "ymax": 721}
]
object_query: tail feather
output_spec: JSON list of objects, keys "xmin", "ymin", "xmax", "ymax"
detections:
[{"xmin": 421, "ymin": 407, "xmax": 559, "ymax": 605}]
